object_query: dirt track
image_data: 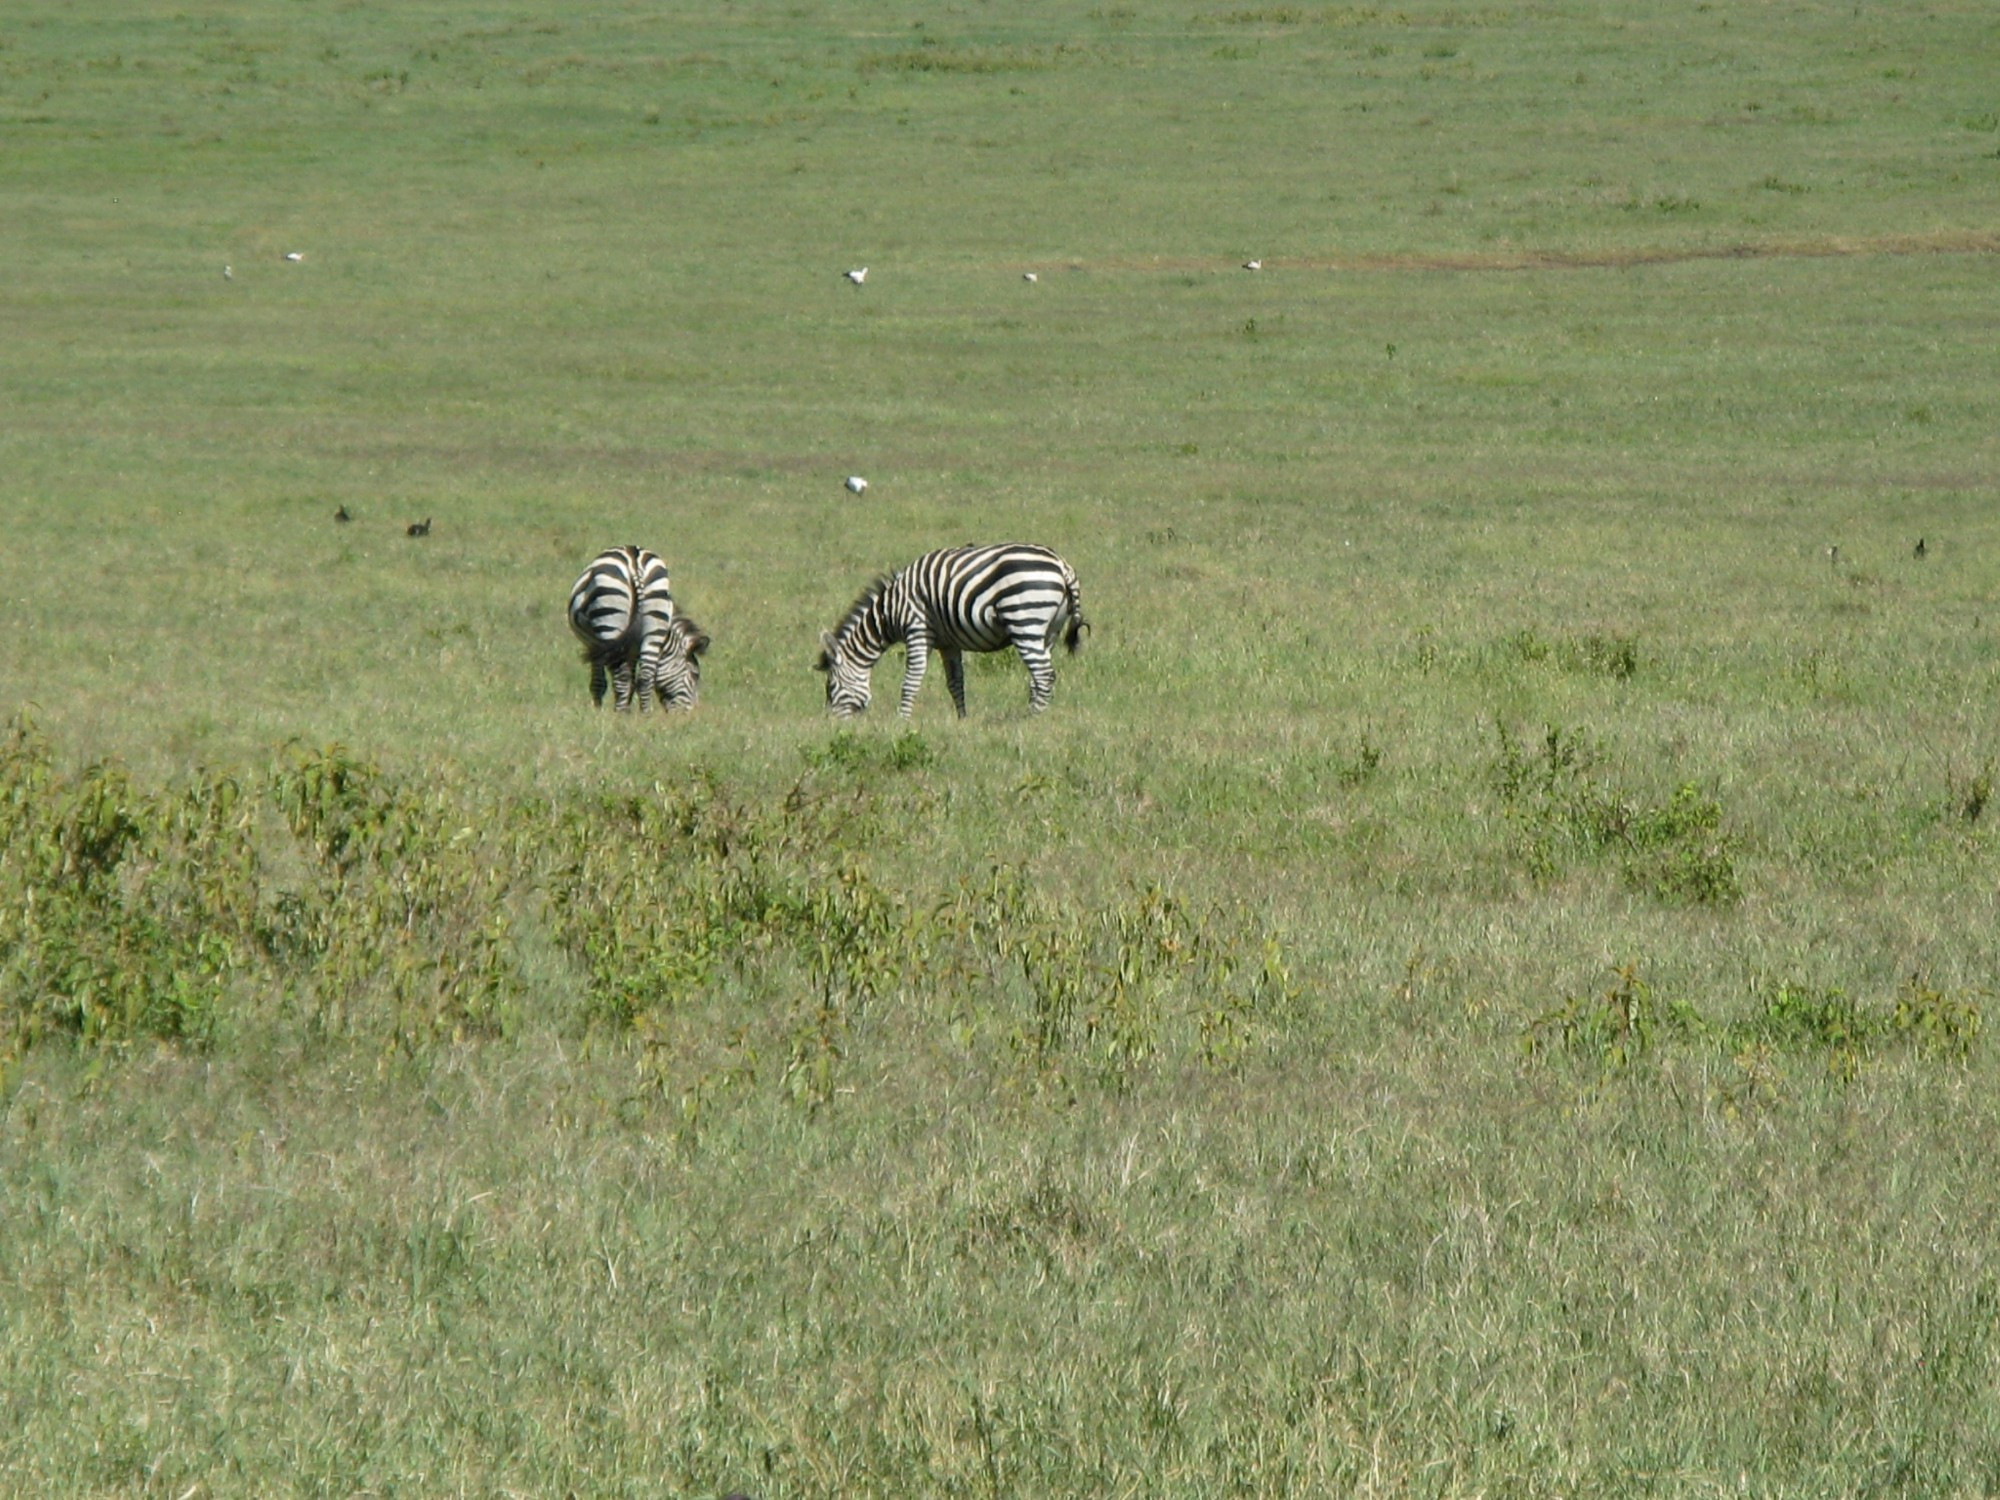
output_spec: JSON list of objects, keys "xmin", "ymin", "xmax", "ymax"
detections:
[{"xmin": 1087, "ymin": 229, "xmax": 2000, "ymax": 275}]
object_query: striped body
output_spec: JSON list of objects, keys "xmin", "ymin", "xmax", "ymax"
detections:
[
  {"xmin": 567, "ymin": 546, "xmax": 709, "ymax": 710},
  {"xmin": 817, "ymin": 544, "xmax": 1086, "ymax": 719}
]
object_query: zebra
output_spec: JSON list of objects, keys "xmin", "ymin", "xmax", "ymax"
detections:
[
  {"xmin": 816, "ymin": 543, "xmax": 1086, "ymax": 719},
  {"xmin": 646, "ymin": 613, "xmax": 713, "ymax": 710},
  {"xmin": 567, "ymin": 545, "xmax": 710, "ymax": 710}
]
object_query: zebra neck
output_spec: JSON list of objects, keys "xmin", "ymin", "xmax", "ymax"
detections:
[{"xmin": 839, "ymin": 591, "xmax": 907, "ymax": 663}]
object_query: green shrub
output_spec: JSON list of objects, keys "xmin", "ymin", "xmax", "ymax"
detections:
[
  {"xmin": 0, "ymin": 716, "xmax": 258, "ymax": 1052},
  {"xmin": 1525, "ymin": 963, "xmax": 1696, "ymax": 1069},
  {"xmin": 1946, "ymin": 761, "xmax": 1992, "ymax": 825},
  {"xmin": 938, "ymin": 865, "xmax": 1299, "ymax": 1090},
  {"xmin": 270, "ymin": 742, "xmax": 518, "ymax": 1046},
  {"xmin": 1894, "ymin": 973, "xmax": 1983, "ymax": 1058},
  {"xmin": 549, "ymin": 779, "xmax": 1303, "ymax": 1104},
  {"xmin": 1492, "ymin": 723, "xmax": 1740, "ymax": 904},
  {"xmin": 1494, "ymin": 629, "xmax": 1640, "ymax": 679},
  {"xmin": 1752, "ymin": 980, "xmax": 1877, "ymax": 1059},
  {"xmin": 2, "ymin": 726, "xmax": 1301, "ymax": 1100},
  {"xmin": 1732, "ymin": 974, "xmax": 1982, "ymax": 1074}
]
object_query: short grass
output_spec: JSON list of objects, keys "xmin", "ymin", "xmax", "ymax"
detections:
[{"xmin": 3, "ymin": 0, "xmax": 2000, "ymax": 1494}]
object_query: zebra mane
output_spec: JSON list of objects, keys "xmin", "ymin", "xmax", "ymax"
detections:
[{"xmin": 830, "ymin": 573, "xmax": 894, "ymax": 644}]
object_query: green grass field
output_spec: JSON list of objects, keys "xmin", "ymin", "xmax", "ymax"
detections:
[{"xmin": 4, "ymin": 1, "xmax": 2000, "ymax": 1493}]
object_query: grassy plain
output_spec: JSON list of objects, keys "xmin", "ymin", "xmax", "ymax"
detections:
[{"xmin": 3, "ymin": 0, "xmax": 2000, "ymax": 1494}]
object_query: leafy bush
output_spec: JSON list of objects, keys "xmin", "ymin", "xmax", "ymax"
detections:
[
  {"xmin": 937, "ymin": 864, "xmax": 1298, "ymax": 1088},
  {"xmin": 1742, "ymin": 975, "xmax": 1982, "ymax": 1071},
  {"xmin": 0, "ymin": 716, "xmax": 258, "ymax": 1053},
  {"xmin": 1492, "ymin": 722, "xmax": 1740, "ymax": 904},
  {"xmin": 0, "ymin": 724, "xmax": 518, "ymax": 1057},
  {"xmin": 1497, "ymin": 628, "xmax": 1640, "ymax": 679},
  {"xmin": 1622, "ymin": 784, "xmax": 1742, "ymax": 905},
  {"xmin": 1893, "ymin": 973, "xmax": 1983, "ymax": 1058},
  {"xmin": 269, "ymin": 742, "xmax": 518, "ymax": 1047},
  {"xmin": 804, "ymin": 730, "xmax": 937, "ymax": 774},
  {"xmin": 545, "ymin": 777, "xmax": 1301, "ymax": 1106},
  {"xmin": 1525, "ymin": 966, "xmax": 1986, "ymax": 1082},
  {"xmin": 1525, "ymin": 963, "xmax": 1697, "ymax": 1069},
  {"xmin": 1947, "ymin": 760, "xmax": 1992, "ymax": 825},
  {"xmin": 1, "ymin": 726, "xmax": 1301, "ymax": 1104}
]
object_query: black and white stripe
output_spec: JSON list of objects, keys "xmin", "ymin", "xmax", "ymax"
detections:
[
  {"xmin": 645, "ymin": 613, "xmax": 712, "ymax": 711},
  {"xmin": 567, "ymin": 545, "xmax": 709, "ymax": 710},
  {"xmin": 816, "ymin": 543, "xmax": 1086, "ymax": 718}
]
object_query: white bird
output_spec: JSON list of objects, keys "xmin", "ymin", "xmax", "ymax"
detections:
[
  {"xmin": 1243, "ymin": 259, "xmax": 1263, "ymax": 271},
  {"xmin": 284, "ymin": 251, "xmax": 305, "ymax": 262},
  {"xmin": 222, "ymin": 265, "xmax": 233, "ymax": 281},
  {"xmin": 844, "ymin": 476, "xmax": 868, "ymax": 495},
  {"xmin": 844, "ymin": 267, "xmax": 867, "ymax": 285},
  {"xmin": 1023, "ymin": 272, "xmax": 1038, "ymax": 283}
]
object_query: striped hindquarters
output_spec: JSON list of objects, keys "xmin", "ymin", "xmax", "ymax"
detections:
[
  {"xmin": 568, "ymin": 545, "xmax": 676, "ymax": 709},
  {"xmin": 908, "ymin": 544, "xmax": 1083, "ymax": 658}
]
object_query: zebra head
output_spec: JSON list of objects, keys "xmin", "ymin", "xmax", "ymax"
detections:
[
  {"xmin": 648, "ymin": 616, "xmax": 711, "ymax": 710},
  {"xmin": 816, "ymin": 630, "xmax": 872, "ymax": 718}
]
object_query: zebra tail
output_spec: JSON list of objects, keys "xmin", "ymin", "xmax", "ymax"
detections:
[
  {"xmin": 1063, "ymin": 576, "xmax": 1088, "ymax": 655},
  {"xmin": 578, "ymin": 635, "xmax": 633, "ymax": 668}
]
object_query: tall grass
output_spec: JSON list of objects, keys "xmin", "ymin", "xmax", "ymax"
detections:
[{"xmin": 4, "ymin": 0, "xmax": 2000, "ymax": 1492}]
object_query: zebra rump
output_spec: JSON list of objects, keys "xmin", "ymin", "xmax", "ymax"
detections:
[
  {"xmin": 567, "ymin": 545, "xmax": 702, "ymax": 710},
  {"xmin": 817, "ymin": 542, "xmax": 1086, "ymax": 719}
]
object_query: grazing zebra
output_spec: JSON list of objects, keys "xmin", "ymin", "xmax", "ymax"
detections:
[
  {"xmin": 816, "ymin": 543, "xmax": 1086, "ymax": 719},
  {"xmin": 567, "ymin": 545, "xmax": 710, "ymax": 710},
  {"xmin": 646, "ymin": 613, "xmax": 713, "ymax": 710}
]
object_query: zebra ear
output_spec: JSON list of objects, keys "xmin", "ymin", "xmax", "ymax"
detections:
[
  {"xmin": 816, "ymin": 630, "xmax": 836, "ymax": 671},
  {"xmin": 673, "ymin": 616, "xmax": 710, "ymax": 657}
]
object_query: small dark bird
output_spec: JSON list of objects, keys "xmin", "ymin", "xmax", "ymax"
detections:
[
  {"xmin": 407, "ymin": 518, "xmax": 431, "ymax": 537},
  {"xmin": 335, "ymin": 505, "xmax": 351, "ymax": 523},
  {"xmin": 1915, "ymin": 537, "xmax": 1927, "ymax": 559}
]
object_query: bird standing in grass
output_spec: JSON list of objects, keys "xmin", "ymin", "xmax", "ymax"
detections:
[
  {"xmin": 844, "ymin": 267, "xmax": 867, "ymax": 285},
  {"xmin": 1915, "ymin": 537, "xmax": 1928, "ymax": 559},
  {"xmin": 335, "ymin": 505, "xmax": 351, "ymax": 523},
  {"xmin": 407, "ymin": 518, "xmax": 431, "ymax": 537},
  {"xmin": 845, "ymin": 476, "xmax": 869, "ymax": 495}
]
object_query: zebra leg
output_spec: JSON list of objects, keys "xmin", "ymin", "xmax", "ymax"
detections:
[
  {"xmin": 943, "ymin": 648, "xmax": 968, "ymax": 719},
  {"xmin": 612, "ymin": 660, "xmax": 638, "ymax": 711},
  {"xmin": 635, "ymin": 645, "xmax": 656, "ymax": 712},
  {"xmin": 589, "ymin": 662, "xmax": 609, "ymax": 708},
  {"xmin": 1016, "ymin": 640, "xmax": 1056, "ymax": 712},
  {"xmin": 899, "ymin": 630, "xmax": 931, "ymax": 718}
]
